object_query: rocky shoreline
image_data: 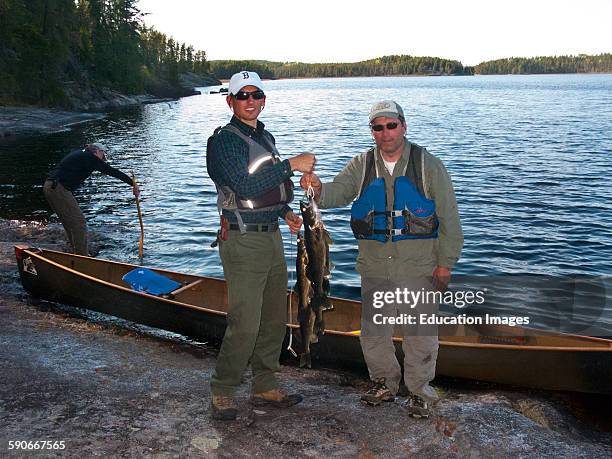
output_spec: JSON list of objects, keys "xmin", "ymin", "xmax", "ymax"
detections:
[
  {"xmin": 0, "ymin": 218, "xmax": 611, "ymax": 457},
  {"xmin": 0, "ymin": 72, "xmax": 221, "ymax": 139},
  {"xmin": 0, "ymin": 107, "xmax": 105, "ymax": 138},
  {"xmin": 1, "ymin": 95, "xmax": 177, "ymax": 139}
]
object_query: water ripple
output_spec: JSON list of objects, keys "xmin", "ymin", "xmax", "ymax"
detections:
[{"xmin": 1, "ymin": 74, "xmax": 611, "ymax": 294}]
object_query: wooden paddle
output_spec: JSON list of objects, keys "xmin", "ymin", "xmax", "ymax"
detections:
[{"xmin": 132, "ymin": 172, "xmax": 144, "ymax": 259}]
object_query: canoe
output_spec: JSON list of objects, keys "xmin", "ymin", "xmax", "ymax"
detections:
[{"xmin": 14, "ymin": 245, "xmax": 612, "ymax": 394}]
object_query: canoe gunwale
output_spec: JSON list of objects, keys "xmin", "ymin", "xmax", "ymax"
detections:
[{"xmin": 18, "ymin": 246, "xmax": 227, "ymax": 317}]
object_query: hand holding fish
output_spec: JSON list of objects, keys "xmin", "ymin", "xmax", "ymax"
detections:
[
  {"xmin": 288, "ymin": 153, "xmax": 316, "ymax": 174},
  {"xmin": 284, "ymin": 210, "xmax": 303, "ymax": 234},
  {"xmin": 300, "ymin": 173, "xmax": 322, "ymax": 201}
]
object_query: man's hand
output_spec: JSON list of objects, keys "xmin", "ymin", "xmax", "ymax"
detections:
[
  {"xmin": 288, "ymin": 153, "xmax": 316, "ymax": 174},
  {"xmin": 132, "ymin": 182, "xmax": 141, "ymax": 198},
  {"xmin": 300, "ymin": 173, "xmax": 322, "ymax": 201},
  {"xmin": 432, "ymin": 266, "xmax": 451, "ymax": 292},
  {"xmin": 283, "ymin": 210, "xmax": 303, "ymax": 234}
]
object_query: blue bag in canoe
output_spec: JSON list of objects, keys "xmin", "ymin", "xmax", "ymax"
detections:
[{"xmin": 122, "ymin": 268, "xmax": 181, "ymax": 296}]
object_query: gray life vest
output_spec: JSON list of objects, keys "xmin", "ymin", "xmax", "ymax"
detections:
[{"xmin": 209, "ymin": 124, "xmax": 294, "ymax": 230}]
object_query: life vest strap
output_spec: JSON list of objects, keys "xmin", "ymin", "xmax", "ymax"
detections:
[{"xmin": 369, "ymin": 228, "xmax": 412, "ymax": 237}]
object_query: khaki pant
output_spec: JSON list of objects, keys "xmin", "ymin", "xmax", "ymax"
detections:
[
  {"xmin": 210, "ymin": 229, "xmax": 288, "ymax": 396},
  {"xmin": 360, "ymin": 276, "xmax": 439, "ymax": 402},
  {"xmin": 43, "ymin": 180, "xmax": 88, "ymax": 256}
]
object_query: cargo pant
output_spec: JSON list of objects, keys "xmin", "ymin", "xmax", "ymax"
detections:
[
  {"xmin": 360, "ymin": 275, "xmax": 439, "ymax": 402},
  {"xmin": 210, "ymin": 229, "xmax": 288, "ymax": 396},
  {"xmin": 43, "ymin": 180, "xmax": 89, "ymax": 256}
]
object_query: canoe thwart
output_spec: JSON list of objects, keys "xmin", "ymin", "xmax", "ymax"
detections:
[{"xmin": 167, "ymin": 279, "xmax": 204, "ymax": 297}]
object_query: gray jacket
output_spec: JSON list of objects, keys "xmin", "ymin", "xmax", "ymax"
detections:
[{"xmin": 320, "ymin": 140, "xmax": 463, "ymax": 279}]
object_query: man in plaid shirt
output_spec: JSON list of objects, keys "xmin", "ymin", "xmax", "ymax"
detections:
[{"xmin": 206, "ymin": 71, "xmax": 315, "ymax": 420}]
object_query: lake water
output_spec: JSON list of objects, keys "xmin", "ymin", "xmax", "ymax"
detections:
[{"xmin": 1, "ymin": 74, "xmax": 611, "ymax": 334}]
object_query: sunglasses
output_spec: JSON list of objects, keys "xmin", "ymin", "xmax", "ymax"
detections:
[
  {"xmin": 370, "ymin": 122, "xmax": 400, "ymax": 132},
  {"xmin": 233, "ymin": 90, "xmax": 265, "ymax": 101}
]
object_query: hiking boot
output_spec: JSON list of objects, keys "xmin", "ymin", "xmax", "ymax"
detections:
[
  {"xmin": 401, "ymin": 393, "xmax": 430, "ymax": 418},
  {"xmin": 360, "ymin": 378, "xmax": 395, "ymax": 406},
  {"xmin": 251, "ymin": 388, "xmax": 303, "ymax": 408},
  {"xmin": 211, "ymin": 395, "xmax": 238, "ymax": 421}
]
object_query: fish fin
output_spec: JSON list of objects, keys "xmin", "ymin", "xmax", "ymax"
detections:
[
  {"xmin": 308, "ymin": 285, "xmax": 314, "ymax": 299},
  {"xmin": 314, "ymin": 307, "xmax": 326, "ymax": 336},
  {"xmin": 315, "ymin": 320, "xmax": 326, "ymax": 336},
  {"xmin": 322, "ymin": 298, "xmax": 334, "ymax": 311},
  {"xmin": 323, "ymin": 229, "xmax": 333, "ymax": 245}
]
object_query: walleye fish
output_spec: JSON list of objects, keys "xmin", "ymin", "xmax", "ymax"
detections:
[
  {"xmin": 295, "ymin": 232, "xmax": 316, "ymax": 368},
  {"xmin": 299, "ymin": 194, "xmax": 333, "ymax": 361}
]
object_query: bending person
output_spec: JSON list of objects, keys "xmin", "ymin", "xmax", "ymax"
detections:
[{"xmin": 43, "ymin": 143, "xmax": 139, "ymax": 256}]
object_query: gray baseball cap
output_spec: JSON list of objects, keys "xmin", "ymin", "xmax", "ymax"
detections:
[
  {"xmin": 90, "ymin": 142, "xmax": 107, "ymax": 152},
  {"xmin": 369, "ymin": 100, "xmax": 405, "ymax": 123}
]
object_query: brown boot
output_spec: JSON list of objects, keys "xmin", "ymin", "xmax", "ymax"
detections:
[
  {"xmin": 401, "ymin": 393, "xmax": 431, "ymax": 419},
  {"xmin": 251, "ymin": 388, "xmax": 303, "ymax": 408},
  {"xmin": 360, "ymin": 378, "xmax": 395, "ymax": 406},
  {"xmin": 211, "ymin": 395, "xmax": 238, "ymax": 420}
]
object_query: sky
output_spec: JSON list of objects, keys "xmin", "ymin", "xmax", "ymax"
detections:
[{"xmin": 138, "ymin": 0, "xmax": 612, "ymax": 66}]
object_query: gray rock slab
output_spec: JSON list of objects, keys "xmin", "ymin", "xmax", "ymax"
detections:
[
  {"xmin": 0, "ymin": 107, "xmax": 106, "ymax": 138},
  {"xmin": 1, "ymin": 219, "xmax": 611, "ymax": 458}
]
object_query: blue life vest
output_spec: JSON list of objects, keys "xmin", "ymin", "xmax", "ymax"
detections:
[{"xmin": 350, "ymin": 144, "xmax": 439, "ymax": 242}]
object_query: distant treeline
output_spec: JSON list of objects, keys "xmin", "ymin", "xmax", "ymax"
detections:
[
  {"xmin": 0, "ymin": 0, "xmax": 210, "ymax": 106},
  {"xmin": 209, "ymin": 55, "xmax": 473, "ymax": 80},
  {"xmin": 475, "ymin": 54, "xmax": 612, "ymax": 74},
  {"xmin": 209, "ymin": 53, "xmax": 612, "ymax": 80}
]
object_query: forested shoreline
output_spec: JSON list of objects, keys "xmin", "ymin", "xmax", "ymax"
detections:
[
  {"xmin": 209, "ymin": 54, "xmax": 612, "ymax": 80},
  {"xmin": 474, "ymin": 54, "xmax": 612, "ymax": 74},
  {"xmin": 0, "ymin": 0, "xmax": 216, "ymax": 108},
  {"xmin": 209, "ymin": 55, "xmax": 472, "ymax": 79}
]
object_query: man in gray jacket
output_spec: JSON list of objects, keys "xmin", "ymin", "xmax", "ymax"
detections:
[{"xmin": 301, "ymin": 100, "xmax": 463, "ymax": 418}]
